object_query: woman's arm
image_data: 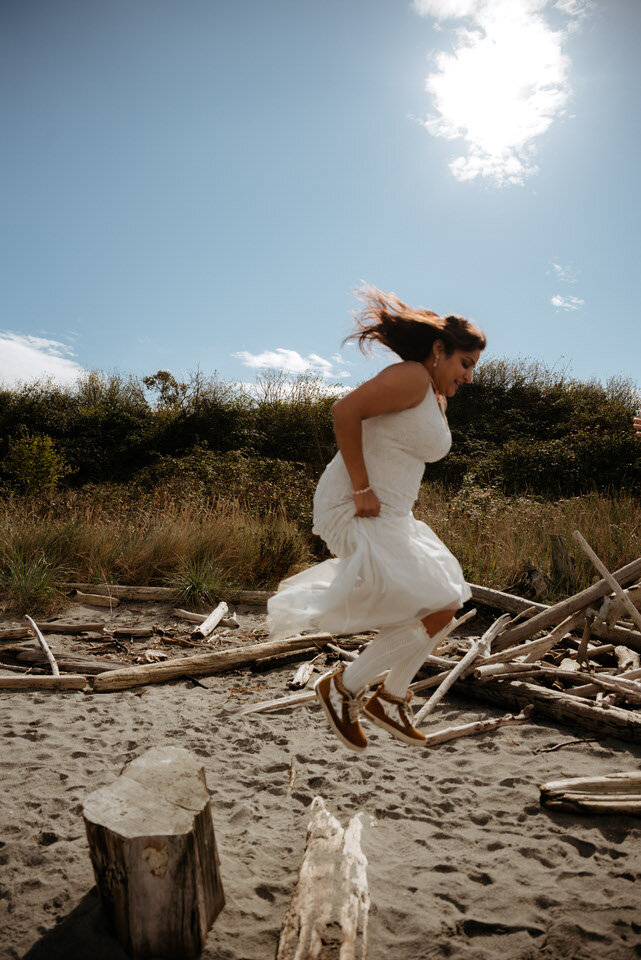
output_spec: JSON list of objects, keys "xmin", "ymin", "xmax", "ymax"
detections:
[{"xmin": 331, "ymin": 362, "xmax": 431, "ymax": 517}]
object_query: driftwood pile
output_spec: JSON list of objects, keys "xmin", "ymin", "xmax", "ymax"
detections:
[{"xmin": 2, "ymin": 534, "xmax": 641, "ymax": 745}]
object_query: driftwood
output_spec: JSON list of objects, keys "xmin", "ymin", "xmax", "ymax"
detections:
[
  {"xmin": 0, "ymin": 674, "xmax": 87, "ymax": 690},
  {"xmin": 414, "ymin": 660, "xmax": 641, "ymax": 741},
  {"xmin": 0, "ymin": 627, "xmax": 31, "ymax": 641},
  {"xmin": 112, "ymin": 626, "xmax": 155, "ymax": 639},
  {"xmin": 65, "ymin": 583, "xmax": 273, "ymax": 606},
  {"xmin": 34, "ymin": 621, "xmax": 108, "ymax": 635},
  {"xmin": 492, "ymin": 555, "xmax": 641, "ymax": 651},
  {"xmin": 540, "ymin": 771, "xmax": 641, "ymax": 815},
  {"xmin": 615, "ymin": 646, "xmax": 641, "ymax": 673},
  {"xmin": 83, "ymin": 746, "xmax": 225, "ymax": 957},
  {"xmin": 24, "ymin": 616, "xmax": 59, "ymax": 675},
  {"xmin": 1, "ymin": 643, "xmax": 125, "ymax": 675},
  {"xmin": 72, "ymin": 591, "xmax": 120, "ymax": 608},
  {"xmin": 288, "ymin": 658, "xmax": 322, "ymax": 690},
  {"xmin": 93, "ymin": 634, "xmax": 334, "ymax": 692},
  {"xmin": 276, "ymin": 796, "xmax": 369, "ymax": 960},
  {"xmin": 414, "ymin": 611, "xmax": 501, "ymax": 724},
  {"xmin": 573, "ymin": 533, "xmax": 641, "ymax": 634},
  {"xmin": 535, "ymin": 667, "xmax": 641, "ymax": 704},
  {"xmin": 599, "ymin": 585, "xmax": 641, "ymax": 627},
  {"xmin": 421, "ymin": 706, "xmax": 533, "ymax": 747},
  {"xmin": 191, "ymin": 602, "xmax": 229, "ymax": 640}
]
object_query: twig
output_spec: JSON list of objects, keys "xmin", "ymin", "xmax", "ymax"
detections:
[
  {"xmin": 535, "ymin": 737, "xmax": 599, "ymax": 754},
  {"xmin": 24, "ymin": 615, "xmax": 60, "ymax": 676}
]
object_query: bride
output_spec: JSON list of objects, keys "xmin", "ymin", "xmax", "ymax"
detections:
[{"xmin": 267, "ymin": 287, "xmax": 486, "ymax": 751}]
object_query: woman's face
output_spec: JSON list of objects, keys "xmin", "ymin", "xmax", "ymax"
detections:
[{"xmin": 430, "ymin": 346, "xmax": 482, "ymax": 398}]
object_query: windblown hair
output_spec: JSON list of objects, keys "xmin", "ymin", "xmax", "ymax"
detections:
[{"xmin": 344, "ymin": 286, "xmax": 486, "ymax": 362}]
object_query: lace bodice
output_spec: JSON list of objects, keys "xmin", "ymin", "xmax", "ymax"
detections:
[{"xmin": 315, "ymin": 383, "xmax": 451, "ymax": 514}]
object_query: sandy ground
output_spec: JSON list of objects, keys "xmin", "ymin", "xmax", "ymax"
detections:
[{"xmin": 2, "ymin": 603, "xmax": 641, "ymax": 960}]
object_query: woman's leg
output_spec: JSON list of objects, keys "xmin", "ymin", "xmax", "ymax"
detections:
[
  {"xmin": 342, "ymin": 608, "xmax": 457, "ymax": 697},
  {"xmin": 384, "ymin": 609, "xmax": 457, "ymax": 697}
]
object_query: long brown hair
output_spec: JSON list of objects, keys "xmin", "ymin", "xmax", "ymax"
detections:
[{"xmin": 344, "ymin": 286, "xmax": 486, "ymax": 361}]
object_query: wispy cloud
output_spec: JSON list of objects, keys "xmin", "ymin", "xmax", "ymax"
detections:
[
  {"xmin": 413, "ymin": 0, "xmax": 590, "ymax": 185},
  {"xmin": 232, "ymin": 348, "xmax": 352, "ymax": 379},
  {"xmin": 0, "ymin": 332, "xmax": 84, "ymax": 386},
  {"xmin": 551, "ymin": 293, "xmax": 584, "ymax": 311},
  {"xmin": 551, "ymin": 261, "xmax": 576, "ymax": 283}
]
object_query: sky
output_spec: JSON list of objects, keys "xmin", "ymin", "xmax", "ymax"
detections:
[{"xmin": 1, "ymin": 0, "xmax": 639, "ymax": 392}]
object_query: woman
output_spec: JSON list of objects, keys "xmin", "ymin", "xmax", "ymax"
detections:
[{"xmin": 267, "ymin": 287, "xmax": 486, "ymax": 751}]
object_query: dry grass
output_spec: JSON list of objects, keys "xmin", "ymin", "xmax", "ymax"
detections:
[
  {"xmin": 416, "ymin": 483, "xmax": 641, "ymax": 600},
  {"xmin": 1, "ymin": 482, "xmax": 640, "ymax": 614},
  {"xmin": 0, "ymin": 490, "xmax": 310, "ymax": 614}
]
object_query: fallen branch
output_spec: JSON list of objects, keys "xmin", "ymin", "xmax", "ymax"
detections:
[
  {"xmin": 93, "ymin": 634, "xmax": 334, "ymax": 692},
  {"xmin": 191, "ymin": 602, "xmax": 229, "ymax": 640},
  {"xmin": 420, "ymin": 706, "xmax": 533, "ymax": 747},
  {"xmin": 0, "ymin": 675, "xmax": 87, "ymax": 691},
  {"xmin": 24, "ymin": 616, "xmax": 59, "ymax": 676},
  {"xmin": 72, "ymin": 590, "xmax": 120, "ymax": 608}
]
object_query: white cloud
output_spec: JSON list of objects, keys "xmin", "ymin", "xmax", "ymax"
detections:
[
  {"xmin": 0, "ymin": 332, "xmax": 84, "ymax": 387},
  {"xmin": 551, "ymin": 294, "xmax": 584, "ymax": 310},
  {"xmin": 414, "ymin": 0, "xmax": 590, "ymax": 185},
  {"xmin": 232, "ymin": 347, "xmax": 351, "ymax": 379},
  {"xmin": 551, "ymin": 261, "xmax": 576, "ymax": 282}
]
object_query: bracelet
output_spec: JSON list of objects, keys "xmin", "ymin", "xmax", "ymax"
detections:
[{"xmin": 352, "ymin": 485, "xmax": 372, "ymax": 496}]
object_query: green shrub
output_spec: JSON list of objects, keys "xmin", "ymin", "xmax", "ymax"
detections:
[{"xmin": 3, "ymin": 434, "xmax": 72, "ymax": 494}]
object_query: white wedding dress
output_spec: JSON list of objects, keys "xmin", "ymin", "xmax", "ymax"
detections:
[{"xmin": 267, "ymin": 382, "xmax": 471, "ymax": 639}]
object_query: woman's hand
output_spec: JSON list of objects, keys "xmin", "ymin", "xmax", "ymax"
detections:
[
  {"xmin": 634, "ymin": 416, "xmax": 641, "ymax": 438},
  {"xmin": 353, "ymin": 488, "xmax": 381, "ymax": 518}
]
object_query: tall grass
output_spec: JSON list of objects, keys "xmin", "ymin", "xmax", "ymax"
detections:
[
  {"xmin": 0, "ymin": 489, "xmax": 310, "ymax": 614},
  {"xmin": 416, "ymin": 483, "xmax": 641, "ymax": 601},
  {"xmin": 1, "ymin": 481, "xmax": 639, "ymax": 615}
]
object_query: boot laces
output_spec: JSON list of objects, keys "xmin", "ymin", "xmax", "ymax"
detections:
[
  {"xmin": 346, "ymin": 695, "xmax": 364, "ymax": 723},
  {"xmin": 398, "ymin": 693, "xmax": 415, "ymax": 726}
]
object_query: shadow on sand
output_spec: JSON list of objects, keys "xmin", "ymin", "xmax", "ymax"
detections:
[{"xmin": 22, "ymin": 888, "xmax": 128, "ymax": 960}]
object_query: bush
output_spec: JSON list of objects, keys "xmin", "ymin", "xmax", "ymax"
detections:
[{"xmin": 3, "ymin": 434, "xmax": 72, "ymax": 494}]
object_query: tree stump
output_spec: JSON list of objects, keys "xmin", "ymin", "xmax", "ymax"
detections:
[
  {"xmin": 277, "ymin": 796, "xmax": 370, "ymax": 960},
  {"xmin": 83, "ymin": 746, "xmax": 224, "ymax": 959}
]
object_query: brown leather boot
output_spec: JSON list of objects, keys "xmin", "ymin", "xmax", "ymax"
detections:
[
  {"xmin": 363, "ymin": 685, "xmax": 427, "ymax": 746},
  {"xmin": 314, "ymin": 667, "xmax": 367, "ymax": 752}
]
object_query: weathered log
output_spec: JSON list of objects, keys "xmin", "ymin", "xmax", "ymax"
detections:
[
  {"xmin": 0, "ymin": 675, "xmax": 87, "ymax": 691},
  {"xmin": 65, "ymin": 583, "xmax": 274, "ymax": 606},
  {"xmin": 0, "ymin": 662, "xmax": 31, "ymax": 673},
  {"xmin": 191, "ymin": 602, "xmax": 228, "ymax": 640},
  {"xmin": 276, "ymin": 796, "xmax": 369, "ymax": 960},
  {"xmin": 83, "ymin": 746, "xmax": 224, "ymax": 958},
  {"xmin": 541, "ymin": 771, "xmax": 641, "ymax": 798},
  {"xmin": 35, "ymin": 621, "xmax": 108, "ymax": 635},
  {"xmin": 542, "ymin": 796, "xmax": 641, "ymax": 815},
  {"xmin": 615, "ymin": 646, "xmax": 641, "ymax": 673},
  {"xmin": 24, "ymin": 616, "xmax": 59, "ymax": 675},
  {"xmin": 468, "ymin": 583, "xmax": 547, "ymax": 616},
  {"xmin": 1, "ymin": 643, "xmax": 125, "ymax": 675},
  {"xmin": 570, "ymin": 666, "xmax": 641, "ymax": 699},
  {"xmin": 238, "ymin": 690, "xmax": 317, "ymax": 715},
  {"xmin": 0, "ymin": 627, "xmax": 31, "ymax": 641},
  {"xmin": 414, "ymin": 661, "xmax": 641, "ymax": 741},
  {"xmin": 474, "ymin": 662, "xmax": 542, "ymax": 680},
  {"xmin": 172, "ymin": 608, "xmax": 206, "ymax": 623},
  {"xmin": 536, "ymin": 667, "xmax": 641, "ymax": 704},
  {"xmin": 598, "ymin": 584, "xmax": 641, "ymax": 627},
  {"xmin": 72, "ymin": 591, "xmax": 120, "ymax": 608},
  {"xmin": 421, "ymin": 706, "xmax": 534, "ymax": 747},
  {"xmin": 492, "ymin": 555, "xmax": 641, "ymax": 651},
  {"xmin": 590, "ymin": 620, "xmax": 641, "ymax": 650},
  {"xmin": 93, "ymin": 634, "xmax": 333, "ymax": 692}
]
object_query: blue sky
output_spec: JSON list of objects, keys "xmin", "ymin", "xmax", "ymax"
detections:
[{"xmin": 1, "ymin": 0, "xmax": 639, "ymax": 391}]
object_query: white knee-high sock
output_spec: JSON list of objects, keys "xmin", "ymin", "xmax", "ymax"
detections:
[
  {"xmin": 342, "ymin": 622, "xmax": 424, "ymax": 695},
  {"xmin": 384, "ymin": 623, "xmax": 444, "ymax": 697}
]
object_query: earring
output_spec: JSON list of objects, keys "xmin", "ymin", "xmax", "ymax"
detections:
[{"xmin": 434, "ymin": 355, "xmax": 439, "ymax": 368}]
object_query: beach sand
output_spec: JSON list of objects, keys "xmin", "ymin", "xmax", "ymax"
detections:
[{"xmin": 2, "ymin": 604, "xmax": 641, "ymax": 959}]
